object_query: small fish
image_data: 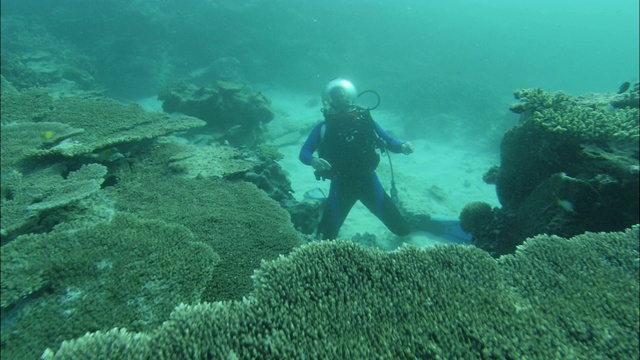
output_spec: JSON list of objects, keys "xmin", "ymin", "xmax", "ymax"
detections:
[
  {"xmin": 556, "ymin": 199, "xmax": 576, "ymax": 214},
  {"xmin": 43, "ymin": 130, "xmax": 54, "ymax": 139},
  {"xmin": 617, "ymin": 81, "xmax": 631, "ymax": 94}
]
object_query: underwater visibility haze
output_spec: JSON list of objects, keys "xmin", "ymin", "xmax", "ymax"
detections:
[{"xmin": 1, "ymin": 0, "xmax": 639, "ymax": 358}]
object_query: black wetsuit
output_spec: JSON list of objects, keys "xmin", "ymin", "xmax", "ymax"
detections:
[{"xmin": 299, "ymin": 107, "xmax": 411, "ymax": 239}]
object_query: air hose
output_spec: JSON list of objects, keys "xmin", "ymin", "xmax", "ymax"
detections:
[
  {"xmin": 360, "ymin": 89, "xmax": 398, "ymax": 202},
  {"xmin": 357, "ymin": 90, "xmax": 381, "ymax": 110},
  {"xmin": 386, "ymin": 151, "xmax": 399, "ymax": 203}
]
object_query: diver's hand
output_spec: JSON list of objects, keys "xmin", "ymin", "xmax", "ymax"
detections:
[
  {"xmin": 311, "ymin": 157, "xmax": 332, "ymax": 172},
  {"xmin": 400, "ymin": 142, "xmax": 414, "ymax": 155}
]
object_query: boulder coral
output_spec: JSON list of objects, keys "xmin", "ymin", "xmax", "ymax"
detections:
[
  {"xmin": 459, "ymin": 201, "xmax": 494, "ymax": 235},
  {"xmin": 158, "ymin": 80, "xmax": 274, "ymax": 147}
]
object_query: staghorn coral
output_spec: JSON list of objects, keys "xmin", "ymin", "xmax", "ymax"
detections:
[
  {"xmin": 41, "ymin": 226, "xmax": 638, "ymax": 359},
  {"xmin": 1, "ymin": 212, "xmax": 219, "ymax": 359}
]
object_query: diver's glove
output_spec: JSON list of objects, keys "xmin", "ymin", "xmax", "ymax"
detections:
[
  {"xmin": 311, "ymin": 157, "xmax": 332, "ymax": 172},
  {"xmin": 400, "ymin": 142, "xmax": 414, "ymax": 155},
  {"xmin": 311, "ymin": 158, "xmax": 332, "ymax": 181}
]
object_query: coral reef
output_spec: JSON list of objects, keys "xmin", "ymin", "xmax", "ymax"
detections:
[
  {"xmin": 285, "ymin": 199, "xmax": 324, "ymax": 235},
  {"xmin": 0, "ymin": 121, "xmax": 85, "ymax": 170},
  {"xmin": 459, "ymin": 201, "xmax": 494, "ymax": 235},
  {"xmin": 243, "ymin": 161, "xmax": 295, "ymax": 204},
  {"xmin": 514, "ymin": 172, "xmax": 600, "ymax": 238},
  {"xmin": 164, "ymin": 138, "xmax": 255, "ymax": 178},
  {"xmin": 465, "ymin": 87, "xmax": 639, "ymax": 255},
  {"xmin": 103, "ymin": 140, "xmax": 303, "ymax": 302},
  {"xmin": 240, "ymin": 152, "xmax": 323, "ymax": 235},
  {"xmin": 26, "ymin": 163, "xmax": 108, "ymax": 212},
  {"xmin": 1, "ymin": 164, "xmax": 111, "ymax": 241},
  {"xmin": 158, "ymin": 81, "xmax": 274, "ymax": 147},
  {"xmin": 0, "ymin": 85, "xmax": 207, "ymax": 241},
  {"xmin": 1, "ymin": 74, "xmax": 19, "ymax": 94},
  {"xmin": 159, "ymin": 135, "xmax": 318, "ymax": 236},
  {"xmin": 1, "ymin": 91, "xmax": 304, "ymax": 359},
  {"xmin": 0, "ymin": 16, "xmax": 99, "ymax": 95},
  {"xmin": 1, "ymin": 87, "xmax": 206, "ymax": 158},
  {"xmin": 1, "ymin": 213, "xmax": 220, "ymax": 359},
  {"xmin": 41, "ymin": 226, "xmax": 639, "ymax": 359},
  {"xmin": 509, "ymin": 87, "xmax": 638, "ymax": 143},
  {"xmin": 610, "ymin": 81, "xmax": 640, "ymax": 108},
  {"xmin": 146, "ymin": 137, "xmax": 317, "ymax": 236},
  {"xmin": 255, "ymin": 144, "xmax": 285, "ymax": 162}
]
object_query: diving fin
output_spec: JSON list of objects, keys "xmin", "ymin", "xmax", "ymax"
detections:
[{"xmin": 420, "ymin": 217, "xmax": 472, "ymax": 244}]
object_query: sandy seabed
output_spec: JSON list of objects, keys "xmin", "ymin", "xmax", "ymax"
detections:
[
  {"xmin": 264, "ymin": 87, "xmax": 502, "ymax": 249},
  {"xmin": 138, "ymin": 86, "xmax": 502, "ymax": 249}
]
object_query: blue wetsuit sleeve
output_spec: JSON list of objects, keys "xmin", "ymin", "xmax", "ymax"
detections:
[
  {"xmin": 299, "ymin": 122, "xmax": 324, "ymax": 165},
  {"xmin": 373, "ymin": 121, "xmax": 404, "ymax": 153}
]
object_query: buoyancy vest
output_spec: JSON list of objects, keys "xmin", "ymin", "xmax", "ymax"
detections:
[{"xmin": 318, "ymin": 107, "xmax": 383, "ymax": 177}]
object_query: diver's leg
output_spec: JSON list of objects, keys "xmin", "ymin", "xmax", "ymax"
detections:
[
  {"xmin": 361, "ymin": 173, "xmax": 411, "ymax": 236},
  {"xmin": 317, "ymin": 178, "xmax": 357, "ymax": 240}
]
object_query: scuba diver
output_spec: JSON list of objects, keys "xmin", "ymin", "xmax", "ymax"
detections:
[{"xmin": 299, "ymin": 78, "xmax": 414, "ymax": 240}]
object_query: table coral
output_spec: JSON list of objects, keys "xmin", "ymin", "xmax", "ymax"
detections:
[
  {"xmin": 41, "ymin": 226, "xmax": 639, "ymax": 359},
  {"xmin": 1, "ymin": 88, "xmax": 206, "ymax": 158},
  {"xmin": 1, "ymin": 213, "xmax": 219, "ymax": 359}
]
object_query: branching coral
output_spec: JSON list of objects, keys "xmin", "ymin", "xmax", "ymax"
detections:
[
  {"xmin": 40, "ymin": 226, "xmax": 639, "ymax": 359},
  {"xmin": 509, "ymin": 88, "xmax": 639, "ymax": 143}
]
